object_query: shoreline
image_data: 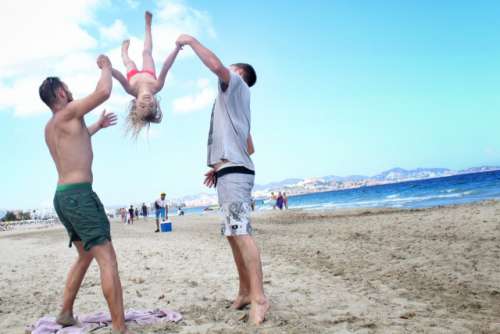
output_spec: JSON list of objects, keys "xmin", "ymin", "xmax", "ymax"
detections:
[{"xmin": 2, "ymin": 199, "xmax": 499, "ymax": 234}]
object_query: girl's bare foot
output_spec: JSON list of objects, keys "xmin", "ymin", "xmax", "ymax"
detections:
[
  {"xmin": 122, "ymin": 39, "xmax": 131, "ymax": 52},
  {"xmin": 231, "ymin": 295, "xmax": 251, "ymax": 310},
  {"xmin": 249, "ymin": 298, "xmax": 270, "ymax": 325},
  {"xmin": 145, "ymin": 11, "xmax": 152, "ymax": 25},
  {"xmin": 56, "ymin": 311, "xmax": 77, "ymax": 327}
]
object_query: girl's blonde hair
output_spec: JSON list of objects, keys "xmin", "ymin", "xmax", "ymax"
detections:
[{"xmin": 126, "ymin": 97, "xmax": 162, "ymax": 138}]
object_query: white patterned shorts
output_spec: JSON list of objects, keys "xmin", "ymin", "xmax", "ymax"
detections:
[{"xmin": 216, "ymin": 173, "xmax": 254, "ymax": 236}]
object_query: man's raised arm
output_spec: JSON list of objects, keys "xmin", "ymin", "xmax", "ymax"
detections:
[
  {"xmin": 176, "ymin": 34, "xmax": 230, "ymax": 85},
  {"xmin": 69, "ymin": 55, "xmax": 113, "ymax": 118}
]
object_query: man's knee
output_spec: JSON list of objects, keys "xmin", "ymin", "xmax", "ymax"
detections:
[
  {"xmin": 229, "ymin": 235, "xmax": 254, "ymax": 249},
  {"xmin": 90, "ymin": 242, "xmax": 117, "ymax": 265},
  {"xmin": 77, "ymin": 252, "xmax": 93, "ymax": 265}
]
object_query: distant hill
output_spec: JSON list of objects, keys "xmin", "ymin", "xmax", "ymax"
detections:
[
  {"xmin": 372, "ymin": 167, "xmax": 452, "ymax": 181},
  {"xmin": 253, "ymin": 178, "xmax": 303, "ymax": 191},
  {"xmin": 323, "ymin": 175, "xmax": 368, "ymax": 182},
  {"xmin": 254, "ymin": 166, "xmax": 499, "ymax": 192},
  {"xmin": 459, "ymin": 166, "xmax": 500, "ymax": 174}
]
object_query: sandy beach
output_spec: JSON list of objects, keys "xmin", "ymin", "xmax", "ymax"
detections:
[{"xmin": 1, "ymin": 200, "xmax": 500, "ymax": 333}]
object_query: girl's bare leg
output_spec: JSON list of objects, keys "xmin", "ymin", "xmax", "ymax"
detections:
[
  {"xmin": 121, "ymin": 40, "xmax": 137, "ymax": 72},
  {"xmin": 142, "ymin": 11, "xmax": 155, "ymax": 73}
]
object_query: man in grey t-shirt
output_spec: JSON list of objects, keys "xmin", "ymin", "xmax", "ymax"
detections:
[{"xmin": 176, "ymin": 34, "xmax": 269, "ymax": 325}]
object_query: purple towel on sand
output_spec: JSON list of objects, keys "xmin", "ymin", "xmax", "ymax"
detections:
[{"xmin": 26, "ymin": 308, "xmax": 182, "ymax": 334}]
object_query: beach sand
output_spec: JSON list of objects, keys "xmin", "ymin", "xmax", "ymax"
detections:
[{"xmin": 1, "ymin": 200, "xmax": 500, "ymax": 333}]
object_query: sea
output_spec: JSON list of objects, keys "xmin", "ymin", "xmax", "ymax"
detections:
[{"xmin": 182, "ymin": 170, "xmax": 500, "ymax": 214}]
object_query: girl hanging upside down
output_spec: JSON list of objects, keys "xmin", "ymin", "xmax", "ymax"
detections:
[{"xmin": 112, "ymin": 11, "xmax": 181, "ymax": 137}]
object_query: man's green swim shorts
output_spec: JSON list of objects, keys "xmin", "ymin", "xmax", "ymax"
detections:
[{"xmin": 53, "ymin": 183, "xmax": 111, "ymax": 251}]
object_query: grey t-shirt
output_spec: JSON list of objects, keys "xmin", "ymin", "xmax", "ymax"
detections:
[{"xmin": 207, "ymin": 71, "xmax": 254, "ymax": 171}]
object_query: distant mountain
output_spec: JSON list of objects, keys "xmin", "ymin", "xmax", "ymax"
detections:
[
  {"xmin": 372, "ymin": 167, "xmax": 452, "ymax": 181},
  {"xmin": 323, "ymin": 175, "xmax": 368, "ymax": 182},
  {"xmin": 253, "ymin": 166, "xmax": 500, "ymax": 192},
  {"xmin": 253, "ymin": 178, "xmax": 303, "ymax": 191},
  {"xmin": 459, "ymin": 166, "xmax": 500, "ymax": 174}
]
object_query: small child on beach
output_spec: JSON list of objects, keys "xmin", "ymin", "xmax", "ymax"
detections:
[{"xmin": 112, "ymin": 11, "xmax": 181, "ymax": 136}]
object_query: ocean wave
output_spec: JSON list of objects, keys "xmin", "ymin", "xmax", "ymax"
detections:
[
  {"xmin": 289, "ymin": 203, "xmax": 326, "ymax": 210},
  {"xmin": 289, "ymin": 190, "xmax": 478, "ymax": 211}
]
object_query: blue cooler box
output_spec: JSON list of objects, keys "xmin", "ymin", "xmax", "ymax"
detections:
[{"xmin": 160, "ymin": 221, "xmax": 172, "ymax": 232}]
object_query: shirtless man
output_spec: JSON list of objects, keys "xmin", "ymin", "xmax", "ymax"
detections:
[
  {"xmin": 40, "ymin": 55, "xmax": 132, "ymax": 334},
  {"xmin": 176, "ymin": 34, "xmax": 269, "ymax": 325}
]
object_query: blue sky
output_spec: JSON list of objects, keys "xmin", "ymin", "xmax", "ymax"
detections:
[{"xmin": 1, "ymin": 0, "xmax": 499, "ymax": 209}]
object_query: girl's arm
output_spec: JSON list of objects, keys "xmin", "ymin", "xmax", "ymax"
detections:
[
  {"xmin": 112, "ymin": 68, "xmax": 134, "ymax": 95},
  {"xmin": 155, "ymin": 46, "xmax": 181, "ymax": 92}
]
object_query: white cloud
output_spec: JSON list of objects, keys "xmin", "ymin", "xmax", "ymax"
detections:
[
  {"xmin": 0, "ymin": 0, "xmax": 101, "ymax": 78},
  {"xmin": 0, "ymin": 76, "xmax": 47, "ymax": 117},
  {"xmin": 126, "ymin": 0, "xmax": 139, "ymax": 9},
  {"xmin": 172, "ymin": 78, "xmax": 216, "ymax": 113},
  {"xmin": 99, "ymin": 19, "xmax": 128, "ymax": 42},
  {"xmin": 152, "ymin": 0, "xmax": 216, "ymax": 59},
  {"xmin": 0, "ymin": 0, "xmax": 216, "ymax": 117}
]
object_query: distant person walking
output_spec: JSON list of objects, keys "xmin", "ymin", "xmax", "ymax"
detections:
[
  {"xmin": 177, "ymin": 207, "xmax": 185, "ymax": 216},
  {"xmin": 134, "ymin": 208, "xmax": 139, "ymax": 219},
  {"xmin": 120, "ymin": 208, "xmax": 127, "ymax": 224},
  {"xmin": 283, "ymin": 193, "xmax": 288, "ymax": 209},
  {"xmin": 276, "ymin": 192, "xmax": 284, "ymax": 210},
  {"xmin": 141, "ymin": 203, "xmax": 148, "ymax": 219},
  {"xmin": 128, "ymin": 205, "xmax": 134, "ymax": 225},
  {"xmin": 270, "ymin": 192, "xmax": 277, "ymax": 210},
  {"xmin": 154, "ymin": 192, "xmax": 168, "ymax": 232}
]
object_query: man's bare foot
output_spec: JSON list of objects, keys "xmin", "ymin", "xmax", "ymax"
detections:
[
  {"xmin": 249, "ymin": 298, "xmax": 270, "ymax": 325},
  {"xmin": 145, "ymin": 11, "xmax": 152, "ymax": 26},
  {"xmin": 56, "ymin": 311, "xmax": 77, "ymax": 327},
  {"xmin": 231, "ymin": 295, "xmax": 251, "ymax": 310}
]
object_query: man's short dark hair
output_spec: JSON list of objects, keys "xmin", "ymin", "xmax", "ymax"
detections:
[
  {"xmin": 39, "ymin": 77, "xmax": 64, "ymax": 108},
  {"xmin": 232, "ymin": 63, "xmax": 257, "ymax": 87}
]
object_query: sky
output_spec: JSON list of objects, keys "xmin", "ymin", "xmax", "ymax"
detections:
[{"xmin": 1, "ymin": 0, "xmax": 499, "ymax": 209}]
